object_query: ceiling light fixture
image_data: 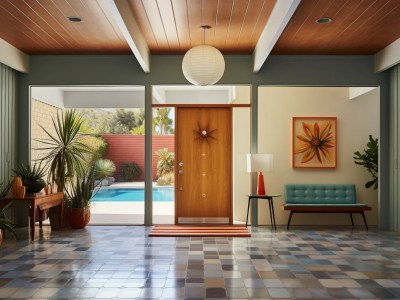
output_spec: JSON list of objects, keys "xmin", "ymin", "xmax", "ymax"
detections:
[
  {"xmin": 315, "ymin": 17, "xmax": 332, "ymax": 24},
  {"xmin": 67, "ymin": 16, "xmax": 82, "ymax": 23},
  {"xmin": 182, "ymin": 25, "xmax": 225, "ymax": 86}
]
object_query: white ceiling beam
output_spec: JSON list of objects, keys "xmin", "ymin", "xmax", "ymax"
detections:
[
  {"xmin": 375, "ymin": 38, "xmax": 400, "ymax": 73},
  {"xmin": 108, "ymin": 0, "xmax": 150, "ymax": 73},
  {"xmin": 0, "ymin": 38, "xmax": 29, "ymax": 73},
  {"xmin": 253, "ymin": 0, "xmax": 301, "ymax": 72}
]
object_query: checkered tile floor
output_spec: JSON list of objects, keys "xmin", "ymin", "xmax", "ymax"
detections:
[{"xmin": 0, "ymin": 226, "xmax": 400, "ymax": 299}]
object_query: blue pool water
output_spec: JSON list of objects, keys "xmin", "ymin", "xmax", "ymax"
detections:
[{"xmin": 92, "ymin": 188, "xmax": 174, "ymax": 202}]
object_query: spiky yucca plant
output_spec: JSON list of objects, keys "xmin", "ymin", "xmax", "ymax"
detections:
[
  {"xmin": 37, "ymin": 110, "xmax": 91, "ymax": 192},
  {"xmin": 155, "ymin": 148, "xmax": 174, "ymax": 177},
  {"xmin": 65, "ymin": 166, "xmax": 106, "ymax": 210}
]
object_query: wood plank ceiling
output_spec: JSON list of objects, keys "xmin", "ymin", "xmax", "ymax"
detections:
[
  {"xmin": 0, "ymin": 0, "xmax": 399, "ymax": 56},
  {"xmin": 0, "ymin": 0, "xmax": 130, "ymax": 54},
  {"xmin": 129, "ymin": 0, "xmax": 276, "ymax": 54},
  {"xmin": 272, "ymin": 0, "xmax": 400, "ymax": 55}
]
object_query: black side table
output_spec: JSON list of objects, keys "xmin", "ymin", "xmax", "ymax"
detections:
[{"xmin": 246, "ymin": 194, "xmax": 281, "ymax": 230}]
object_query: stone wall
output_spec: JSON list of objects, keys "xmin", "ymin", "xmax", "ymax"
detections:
[{"xmin": 30, "ymin": 99, "xmax": 62, "ymax": 162}]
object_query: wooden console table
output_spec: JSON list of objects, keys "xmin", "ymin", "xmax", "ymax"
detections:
[{"xmin": 6, "ymin": 193, "xmax": 64, "ymax": 242}]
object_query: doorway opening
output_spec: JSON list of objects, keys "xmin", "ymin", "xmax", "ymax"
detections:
[{"xmin": 152, "ymin": 85, "xmax": 251, "ymax": 224}]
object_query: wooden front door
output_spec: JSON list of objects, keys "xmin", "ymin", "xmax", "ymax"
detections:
[{"xmin": 175, "ymin": 107, "xmax": 232, "ymax": 224}]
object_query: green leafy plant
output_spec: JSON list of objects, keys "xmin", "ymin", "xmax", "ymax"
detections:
[
  {"xmin": 94, "ymin": 159, "xmax": 116, "ymax": 179},
  {"xmin": 65, "ymin": 166, "xmax": 98, "ymax": 210},
  {"xmin": 80, "ymin": 135, "xmax": 108, "ymax": 164},
  {"xmin": 354, "ymin": 135, "xmax": 378, "ymax": 189},
  {"xmin": 0, "ymin": 182, "xmax": 15, "ymax": 238},
  {"xmin": 155, "ymin": 148, "xmax": 174, "ymax": 177},
  {"xmin": 13, "ymin": 163, "xmax": 47, "ymax": 193},
  {"xmin": 120, "ymin": 162, "xmax": 142, "ymax": 181},
  {"xmin": 37, "ymin": 110, "xmax": 91, "ymax": 192}
]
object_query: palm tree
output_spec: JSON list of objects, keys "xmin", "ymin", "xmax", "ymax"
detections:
[
  {"xmin": 153, "ymin": 108, "xmax": 173, "ymax": 135},
  {"xmin": 37, "ymin": 110, "xmax": 91, "ymax": 192}
]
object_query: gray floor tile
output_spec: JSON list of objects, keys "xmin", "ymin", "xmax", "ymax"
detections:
[{"xmin": 0, "ymin": 226, "xmax": 398, "ymax": 299}]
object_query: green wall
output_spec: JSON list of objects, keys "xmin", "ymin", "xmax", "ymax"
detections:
[
  {"xmin": 17, "ymin": 54, "xmax": 391, "ymax": 228},
  {"xmin": 0, "ymin": 63, "xmax": 17, "ymax": 184},
  {"xmin": 390, "ymin": 65, "xmax": 400, "ymax": 231}
]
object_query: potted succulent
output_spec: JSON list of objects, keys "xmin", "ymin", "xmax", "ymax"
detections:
[
  {"xmin": 13, "ymin": 163, "xmax": 47, "ymax": 194},
  {"xmin": 0, "ymin": 182, "xmax": 15, "ymax": 245},
  {"xmin": 65, "ymin": 166, "xmax": 104, "ymax": 229}
]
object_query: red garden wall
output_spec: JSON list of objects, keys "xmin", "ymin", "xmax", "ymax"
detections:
[{"xmin": 102, "ymin": 135, "xmax": 174, "ymax": 181}]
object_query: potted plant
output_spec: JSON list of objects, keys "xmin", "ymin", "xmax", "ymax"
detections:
[
  {"xmin": 65, "ymin": 166, "xmax": 102, "ymax": 229},
  {"xmin": 0, "ymin": 182, "xmax": 15, "ymax": 245},
  {"xmin": 354, "ymin": 135, "xmax": 378, "ymax": 189},
  {"xmin": 37, "ymin": 110, "xmax": 91, "ymax": 228},
  {"xmin": 13, "ymin": 163, "xmax": 47, "ymax": 194}
]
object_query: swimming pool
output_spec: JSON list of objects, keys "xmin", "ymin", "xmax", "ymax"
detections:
[{"xmin": 92, "ymin": 187, "xmax": 174, "ymax": 202}]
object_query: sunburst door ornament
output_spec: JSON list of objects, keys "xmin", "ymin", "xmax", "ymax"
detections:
[{"xmin": 193, "ymin": 124, "xmax": 216, "ymax": 143}]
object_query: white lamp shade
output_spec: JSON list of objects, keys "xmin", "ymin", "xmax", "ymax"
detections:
[
  {"xmin": 182, "ymin": 45, "xmax": 225, "ymax": 86},
  {"xmin": 247, "ymin": 154, "xmax": 273, "ymax": 172}
]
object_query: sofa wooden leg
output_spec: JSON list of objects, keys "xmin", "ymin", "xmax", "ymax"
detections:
[
  {"xmin": 349, "ymin": 213, "xmax": 354, "ymax": 227},
  {"xmin": 287, "ymin": 211, "xmax": 293, "ymax": 230}
]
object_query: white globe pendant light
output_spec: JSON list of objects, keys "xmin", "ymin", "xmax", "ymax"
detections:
[{"xmin": 182, "ymin": 26, "xmax": 225, "ymax": 86}]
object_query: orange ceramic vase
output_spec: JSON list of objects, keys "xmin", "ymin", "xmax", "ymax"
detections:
[
  {"xmin": 16, "ymin": 186, "xmax": 26, "ymax": 198},
  {"xmin": 11, "ymin": 177, "xmax": 23, "ymax": 197}
]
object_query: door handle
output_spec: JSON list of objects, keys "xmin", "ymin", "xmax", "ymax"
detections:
[{"xmin": 178, "ymin": 167, "xmax": 183, "ymax": 190}]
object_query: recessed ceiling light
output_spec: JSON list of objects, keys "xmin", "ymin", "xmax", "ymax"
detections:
[
  {"xmin": 316, "ymin": 17, "xmax": 332, "ymax": 24},
  {"xmin": 67, "ymin": 16, "xmax": 82, "ymax": 23}
]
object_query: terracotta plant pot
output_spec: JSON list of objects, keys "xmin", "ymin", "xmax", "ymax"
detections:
[{"xmin": 68, "ymin": 208, "xmax": 90, "ymax": 229}]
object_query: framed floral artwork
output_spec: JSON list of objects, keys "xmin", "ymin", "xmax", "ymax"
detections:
[{"xmin": 292, "ymin": 117, "xmax": 337, "ymax": 168}]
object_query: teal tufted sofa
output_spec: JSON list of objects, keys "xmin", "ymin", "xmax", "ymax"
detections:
[{"xmin": 281, "ymin": 184, "xmax": 371, "ymax": 230}]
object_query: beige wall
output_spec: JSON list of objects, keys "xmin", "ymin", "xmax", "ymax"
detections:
[
  {"xmin": 232, "ymin": 86, "xmax": 251, "ymax": 222},
  {"xmin": 232, "ymin": 85, "xmax": 251, "ymax": 104},
  {"xmin": 258, "ymin": 87, "xmax": 379, "ymax": 226},
  {"xmin": 233, "ymin": 107, "xmax": 251, "ymax": 222},
  {"xmin": 31, "ymin": 99, "xmax": 62, "ymax": 162}
]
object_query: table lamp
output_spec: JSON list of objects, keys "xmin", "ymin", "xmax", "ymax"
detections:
[{"xmin": 246, "ymin": 154, "xmax": 273, "ymax": 195}]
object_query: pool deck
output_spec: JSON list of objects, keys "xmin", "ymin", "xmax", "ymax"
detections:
[
  {"xmin": 90, "ymin": 182, "xmax": 174, "ymax": 224},
  {"xmin": 90, "ymin": 201, "xmax": 174, "ymax": 224}
]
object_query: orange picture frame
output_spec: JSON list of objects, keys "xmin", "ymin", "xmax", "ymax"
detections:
[{"xmin": 292, "ymin": 117, "xmax": 337, "ymax": 168}]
